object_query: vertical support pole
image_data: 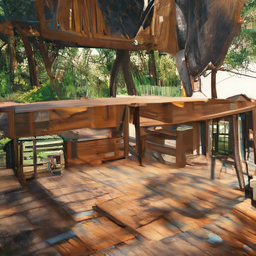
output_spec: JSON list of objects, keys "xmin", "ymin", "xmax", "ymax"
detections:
[
  {"xmin": 232, "ymin": 115, "xmax": 245, "ymax": 190},
  {"xmin": 193, "ymin": 122, "xmax": 200, "ymax": 155},
  {"xmin": 211, "ymin": 156, "xmax": 216, "ymax": 180},
  {"xmin": 176, "ymin": 131, "xmax": 186, "ymax": 167},
  {"xmin": 33, "ymin": 137, "xmax": 37, "ymax": 179},
  {"xmin": 13, "ymin": 139, "xmax": 18, "ymax": 177},
  {"xmin": 211, "ymin": 70, "xmax": 217, "ymax": 99},
  {"xmin": 65, "ymin": 140, "xmax": 72, "ymax": 166},
  {"xmin": 124, "ymin": 106, "xmax": 130, "ymax": 158},
  {"xmin": 206, "ymin": 120, "xmax": 211, "ymax": 158},
  {"xmin": 19, "ymin": 140, "xmax": 24, "ymax": 184},
  {"xmin": 134, "ymin": 107, "xmax": 142, "ymax": 165},
  {"xmin": 252, "ymin": 108, "xmax": 256, "ymax": 165},
  {"xmin": 200, "ymin": 121, "xmax": 206, "ymax": 155},
  {"xmin": 243, "ymin": 113, "xmax": 249, "ymax": 177},
  {"xmin": 209, "ymin": 120, "xmax": 215, "ymax": 179},
  {"xmin": 7, "ymin": 109, "xmax": 20, "ymax": 177}
]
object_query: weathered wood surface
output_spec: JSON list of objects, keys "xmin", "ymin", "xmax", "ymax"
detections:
[
  {"xmin": 0, "ymin": 168, "xmax": 21, "ymax": 193},
  {"xmin": 0, "ymin": 96, "xmax": 206, "ymax": 113},
  {"xmin": 32, "ymin": 159, "xmax": 256, "ymax": 255},
  {"xmin": 67, "ymin": 137, "xmax": 124, "ymax": 165},
  {"xmin": 1, "ymin": 97, "xmax": 255, "ymax": 140},
  {"xmin": 141, "ymin": 127, "xmax": 193, "ymax": 167},
  {"xmin": 0, "ymin": 174, "xmax": 75, "ymax": 255}
]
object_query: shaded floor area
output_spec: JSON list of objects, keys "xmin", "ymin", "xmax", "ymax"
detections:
[{"xmin": 1, "ymin": 159, "xmax": 256, "ymax": 255}]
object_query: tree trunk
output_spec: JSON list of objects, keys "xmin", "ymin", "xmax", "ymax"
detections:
[
  {"xmin": 16, "ymin": 27, "xmax": 39, "ymax": 88},
  {"xmin": 109, "ymin": 50, "xmax": 124, "ymax": 97},
  {"xmin": 211, "ymin": 70, "xmax": 217, "ymax": 99},
  {"xmin": 8, "ymin": 36, "xmax": 18, "ymax": 91},
  {"xmin": 122, "ymin": 50, "xmax": 136, "ymax": 95},
  {"xmin": 110, "ymin": 50, "xmax": 137, "ymax": 97},
  {"xmin": 37, "ymin": 39, "xmax": 56, "ymax": 92}
]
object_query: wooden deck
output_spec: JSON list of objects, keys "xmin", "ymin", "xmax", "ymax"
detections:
[{"xmin": 1, "ymin": 159, "xmax": 256, "ymax": 255}]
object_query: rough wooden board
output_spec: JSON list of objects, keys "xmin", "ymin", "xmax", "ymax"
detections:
[
  {"xmin": 54, "ymin": 237, "xmax": 93, "ymax": 256},
  {"xmin": 96, "ymin": 194, "xmax": 166, "ymax": 230},
  {"xmin": 0, "ymin": 169, "xmax": 21, "ymax": 193},
  {"xmin": 136, "ymin": 218, "xmax": 180, "ymax": 241},
  {"xmin": 0, "ymin": 97, "xmax": 207, "ymax": 113},
  {"xmin": 2, "ymin": 159, "xmax": 253, "ymax": 255},
  {"xmin": 233, "ymin": 199, "xmax": 256, "ymax": 224},
  {"xmin": 74, "ymin": 217, "xmax": 135, "ymax": 251}
]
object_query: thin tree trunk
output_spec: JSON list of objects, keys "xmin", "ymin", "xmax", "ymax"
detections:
[
  {"xmin": 8, "ymin": 36, "xmax": 18, "ymax": 91},
  {"xmin": 37, "ymin": 39, "xmax": 56, "ymax": 92},
  {"xmin": 110, "ymin": 50, "xmax": 137, "ymax": 97},
  {"xmin": 148, "ymin": 50, "xmax": 158, "ymax": 86},
  {"xmin": 109, "ymin": 50, "xmax": 124, "ymax": 97},
  {"xmin": 122, "ymin": 51, "xmax": 136, "ymax": 95}
]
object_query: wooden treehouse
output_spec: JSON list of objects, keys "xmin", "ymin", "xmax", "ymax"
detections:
[{"xmin": 0, "ymin": 0, "xmax": 245, "ymax": 96}]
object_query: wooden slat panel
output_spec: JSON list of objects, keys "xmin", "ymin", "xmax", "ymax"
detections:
[
  {"xmin": 146, "ymin": 141, "xmax": 176, "ymax": 156},
  {"xmin": 76, "ymin": 137, "xmax": 124, "ymax": 163}
]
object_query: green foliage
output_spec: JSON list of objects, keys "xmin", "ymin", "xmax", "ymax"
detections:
[
  {"xmin": 225, "ymin": 1, "xmax": 256, "ymax": 69},
  {"xmin": 0, "ymin": 0, "xmax": 37, "ymax": 21},
  {"xmin": 155, "ymin": 52, "xmax": 180, "ymax": 87},
  {"xmin": 0, "ymin": 137, "xmax": 10, "ymax": 150}
]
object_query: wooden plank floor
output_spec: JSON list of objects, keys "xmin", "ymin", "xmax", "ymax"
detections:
[
  {"xmin": 1, "ymin": 159, "xmax": 256, "ymax": 255},
  {"xmin": 36, "ymin": 159, "xmax": 256, "ymax": 255},
  {"xmin": 0, "ymin": 168, "xmax": 21, "ymax": 193}
]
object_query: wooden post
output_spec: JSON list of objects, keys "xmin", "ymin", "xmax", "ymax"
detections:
[
  {"xmin": 7, "ymin": 109, "xmax": 15, "ymax": 139},
  {"xmin": 193, "ymin": 122, "xmax": 200, "ymax": 155},
  {"xmin": 13, "ymin": 139, "xmax": 18, "ymax": 177},
  {"xmin": 176, "ymin": 131, "xmax": 186, "ymax": 167},
  {"xmin": 252, "ymin": 108, "xmax": 256, "ymax": 165},
  {"xmin": 124, "ymin": 105, "xmax": 130, "ymax": 158},
  {"xmin": 16, "ymin": 27, "xmax": 39, "ymax": 88},
  {"xmin": 232, "ymin": 115, "xmax": 245, "ymax": 190},
  {"xmin": 211, "ymin": 70, "xmax": 217, "ymax": 99},
  {"xmin": 134, "ymin": 107, "xmax": 143, "ymax": 165},
  {"xmin": 200, "ymin": 121, "xmax": 206, "ymax": 155},
  {"xmin": 206, "ymin": 120, "xmax": 211, "ymax": 158},
  {"xmin": 33, "ymin": 137, "xmax": 37, "ymax": 179},
  {"xmin": 7, "ymin": 109, "xmax": 19, "ymax": 177},
  {"xmin": 19, "ymin": 140, "xmax": 24, "ymax": 184},
  {"xmin": 243, "ymin": 113, "xmax": 250, "ymax": 176}
]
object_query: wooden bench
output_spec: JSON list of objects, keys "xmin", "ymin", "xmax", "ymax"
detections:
[{"xmin": 141, "ymin": 126, "xmax": 193, "ymax": 167}]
